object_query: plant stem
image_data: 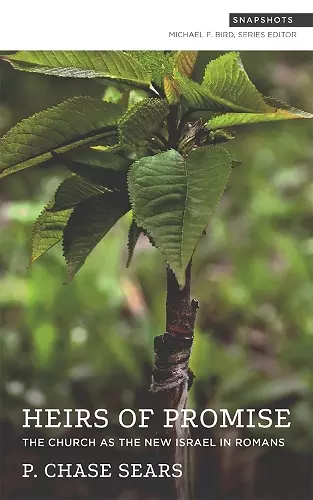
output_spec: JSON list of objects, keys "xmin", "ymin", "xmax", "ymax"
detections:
[
  {"xmin": 167, "ymin": 104, "xmax": 179, "ymax": 149},
  {"xmin": 150, "ymin": 261, "xmax": 198, "ymax": 500}
]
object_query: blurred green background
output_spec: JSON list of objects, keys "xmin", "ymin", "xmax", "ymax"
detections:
[{"xmin": 0, "ymin": 52, "xmax": 313, "ymax": 500}]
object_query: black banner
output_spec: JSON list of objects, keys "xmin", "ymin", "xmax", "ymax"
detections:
[{"xmin": 229, "ymin": 13, "xmax": 313, "ymax": 27}]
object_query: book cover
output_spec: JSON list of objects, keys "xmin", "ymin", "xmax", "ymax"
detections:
[{"xmin": 1, "ymin": 3, "xmax": 312, "ymax": 500}]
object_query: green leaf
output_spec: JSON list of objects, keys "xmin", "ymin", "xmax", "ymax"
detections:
[
  {"xmin": 118, "ymin": 98, "xmax": 169, "ymax": 144},
  {"xmin": 201, "ymin": 52, "xmax": 271, "ymax": 112},
  {"xmin": 49, "ymin": 176, "xmax": 107, "ymax": 212},
  {"xmin": 126, "ymin": 219, "xmax": 142, "ymax": 267},
  {"xmin": 205, "ymin": 96, "xmax": 313, "ymax": 129},
  {"xmin": 30, "ymin": 172, "xmax": 112, "ymax": 264},
  {"xmin": 174, "ymin": 72, "xmax": 268, "ymax": 113},
  {"xmin": 63, "ymin": 191, "xmax": 130, "ymax": 281},
  {"xmin": 128, "ymin": 147, "xmax": 232, "ymax": 286},
  {"xmin": 2, "ymin": 51, "xmax": 151, "ymax": 88},
  {"xmin": 207, "ymin": 128, "xmax": 235, "ymax": 145},
  {"xmin": 52, "ymin": 148, "xmax": 130, "ymax": 188},
  {"xmin": 173, "ymin": 52, "xmax": 271, "ymax": 113},
  {"xmin": 0, "ymin": 97, "xmax": 121, "ymax": 178},
  {"xmin": 30, "ymin": 205, "xmax": 72, "ymax": 266},
  {"xmin": 125, "ymin": 51, "xmax": 172, "ymax": 88},
  {"xmin": 164, "ymin": 77, "xmax": 180, "ymax": 104},
  {"xmin": 264, "ymin": 96, "xmax": 313, "ymax": 114},
  {"xmin": 173, "ymin": 51, "xmax": 198, "ymax": 78},
  {"xmin": 64, "ymin": 148, "xmax": 130, "ymax": 171}
]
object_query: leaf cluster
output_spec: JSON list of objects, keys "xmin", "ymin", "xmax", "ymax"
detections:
[{"xmin": 0, "ymin": 51, "xmax": 312, "ymax": 285}]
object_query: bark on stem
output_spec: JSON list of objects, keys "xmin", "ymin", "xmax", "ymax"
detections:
[{"xmin": 150, "ymin": 262, "xmax": 198, "ymax": 500}]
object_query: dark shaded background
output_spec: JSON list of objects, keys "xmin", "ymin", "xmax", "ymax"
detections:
[{"xmin": 0, "ymin": 51, "xmax": 313, "ymax": 500}]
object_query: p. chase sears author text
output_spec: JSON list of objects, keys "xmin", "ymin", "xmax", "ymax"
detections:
[
  {"xmin": 22, "ymin": 462, "xmax": 183, "ymax": 479},
  {"xmin": 22, "ymin": 408, "xmax": 291, "ymax": 429}
]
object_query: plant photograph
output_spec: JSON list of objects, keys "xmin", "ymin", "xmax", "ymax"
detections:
[{"xmin": 0, "ymin": 50, "xmax": 313, "ymax": 500}]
